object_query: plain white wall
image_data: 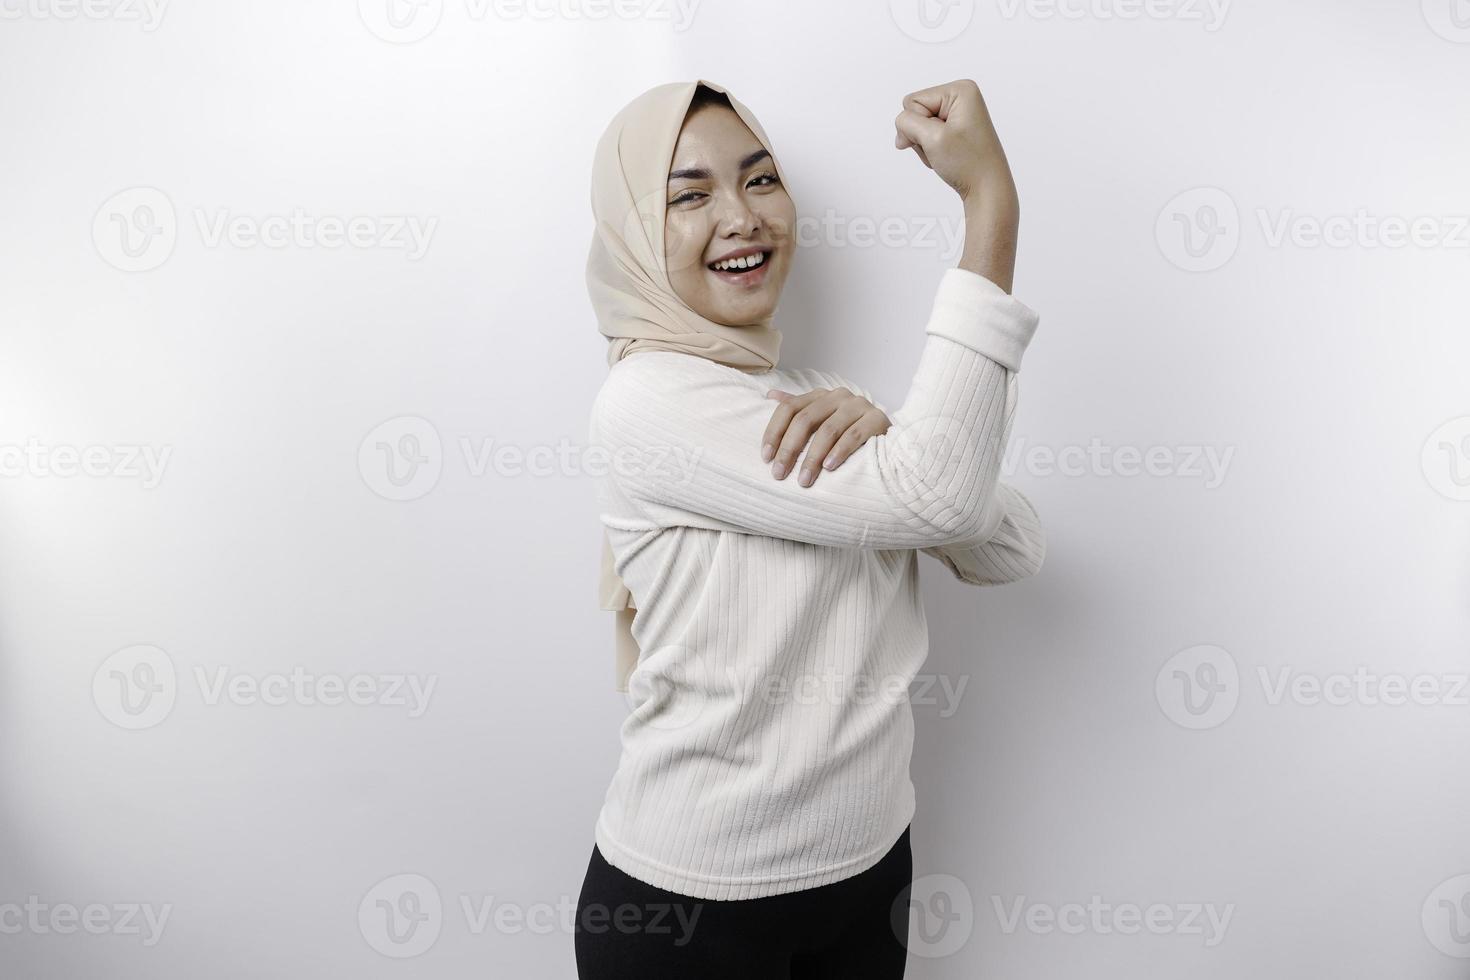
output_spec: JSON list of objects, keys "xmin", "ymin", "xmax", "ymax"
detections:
[{"xmin": 2, "ymin": 1, "xmax": 1468, "ymax": 977}]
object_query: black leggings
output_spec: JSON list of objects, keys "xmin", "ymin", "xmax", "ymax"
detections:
[{"xmin": 574, "ymin": 826, "xmax": 913, "ymax": 979}]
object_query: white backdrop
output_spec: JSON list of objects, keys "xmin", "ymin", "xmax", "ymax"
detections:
[{"xmin": 2, "ymin": 1, "xmax": 1468, "ymax": 977}]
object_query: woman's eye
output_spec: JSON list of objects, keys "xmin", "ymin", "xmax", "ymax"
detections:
[{"xmin": 669, "ymin": 174, "xmax": 777, "ymax": 207}]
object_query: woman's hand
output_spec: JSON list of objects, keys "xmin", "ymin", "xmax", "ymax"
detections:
[
  {"xmin": 762, "ymin": 387, "xmax": 892, "ymax": 488},
  {"xmin": 894, "ymin": 78, "xmax": 1020, "ymax": 292},
  {"xmin": 893, "ymin": 78, "xmax": 1016, "ymax": 211}
]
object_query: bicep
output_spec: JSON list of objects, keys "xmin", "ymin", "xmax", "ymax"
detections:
[{"xmin": 594, "ymin": 343, "xmax": 1013, "ymax": 550}]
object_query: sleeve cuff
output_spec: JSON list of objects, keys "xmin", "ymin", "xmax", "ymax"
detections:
[{"xmin": 923, "ymin": 267, "xmax": 1040, "ymax": 372}]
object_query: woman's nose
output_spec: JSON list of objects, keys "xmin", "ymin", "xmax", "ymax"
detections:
[{"xmin": 714, "ymin": 197, "xmax": 760, "ymax": 237}]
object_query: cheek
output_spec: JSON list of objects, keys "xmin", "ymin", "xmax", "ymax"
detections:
[
  {"xmin": 762, "ymin": 196, "xmax": 797, "ymax": 243},
  {"xmin": 664, "ymin": 214, "xmax": 708, "ymax": 277}
]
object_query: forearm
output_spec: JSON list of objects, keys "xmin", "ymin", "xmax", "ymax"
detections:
[
  {"xmin": 921, "ymin": 482, "xmax": 1045, "ymax": 585},
  {"xmin": 958, "ymin": 191, "xmax": 1020, "ymax": 294},
  {"xmin": 595, "ymin": 273, "xmax": 1039, "ymax": 550}
]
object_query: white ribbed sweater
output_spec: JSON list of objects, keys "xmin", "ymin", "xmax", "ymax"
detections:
[{"xmin": 588, "ymin": 268, "xmax": 1044, "ymax": 900}]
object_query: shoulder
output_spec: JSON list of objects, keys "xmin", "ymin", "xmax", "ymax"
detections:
[
  {"xmin": 599, "ymin": 351, "xmax": 740, "ymax": 403},
  {"xmin": 777, "ymin": 365, "xmax": 876, "ymax": 404},
  {"xmin": 592, "ymin": 352, "xmax": 763, "ymax": 429}
]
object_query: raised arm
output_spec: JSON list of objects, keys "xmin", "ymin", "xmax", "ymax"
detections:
[
  {"xmin": 591, "ymin": 78, "xmax": 1039, "ymax": 551},
  {"xmin": 592, "ymin": 267, "xmax": 1037, "ymax": 550},
  {"xmin": 787, "ymin": 366, "xmax": 1045, "ymax": 584}
]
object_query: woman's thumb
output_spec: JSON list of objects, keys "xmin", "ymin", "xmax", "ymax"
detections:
[{"xmin": 893, "ymin": 108, "xmax": 942, "ymax": 151}]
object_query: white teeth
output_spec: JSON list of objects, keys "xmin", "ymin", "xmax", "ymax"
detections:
[{"xmin": 711, "ymin": 251, "xmax": 766, "ymax": 272}]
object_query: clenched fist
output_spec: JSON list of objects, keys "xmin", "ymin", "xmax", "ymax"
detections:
[
  {"xmin": 894, "ymin": 78, "xmax": 1017, "ymax": 210},
  {"xmin": 895, "ymin": 79, "xmax": 1021, "ymax": 292}
]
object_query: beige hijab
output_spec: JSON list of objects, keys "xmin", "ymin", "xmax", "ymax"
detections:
[{"xmin": 588, "ymin": 79, "xmax": 790, "ymax": 691}]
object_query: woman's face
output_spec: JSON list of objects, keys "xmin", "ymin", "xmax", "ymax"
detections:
[{"xmin": 664, "ymin": 104, "xmax": 795, "ymax": 326}]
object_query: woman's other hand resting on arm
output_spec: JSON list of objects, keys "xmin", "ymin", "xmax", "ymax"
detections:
[{"xmin": 763, "ymin": 76, "xmax": 1027, "ymax": 492}]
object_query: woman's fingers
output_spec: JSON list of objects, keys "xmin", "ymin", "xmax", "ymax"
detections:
[
  {"xmin": 768, "ymin": 389, "xmax": 833, "ymax": 480},
  {"xmin": 893, "ymin": 79, "xmax": 1011, "ymax": 204},
  {"xmin": 793, "ymin": 396, "xmax": 868, "ymax": 487},
  {"xmin": 821, "ymin": 409, "xmax": 890, "ymax": 474},
  {"xmin": 763, "ymin": 388, "xmax": 893, "ymax": 487},
  {"xmin": 764, "ymin": 388, "xmax": 858, "ymax": 486},
  {"xmin": 761, "ymin": 388, "xmax": 804, "ymax": 463},
  {"xmin": 765, "ymin": 388, "xmax": 832, "ymax": 481}
]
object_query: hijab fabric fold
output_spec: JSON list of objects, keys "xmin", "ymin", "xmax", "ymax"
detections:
[{"xmin": 587, "ymin": 79, "xmax": 790, "ymax": 692}]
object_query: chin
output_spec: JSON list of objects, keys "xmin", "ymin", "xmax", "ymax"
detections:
[{"xmin": 710, "ymin": 297, "xmax": 778, "ymax": 326}]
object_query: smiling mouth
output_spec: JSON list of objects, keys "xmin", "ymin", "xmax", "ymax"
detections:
[{"xmin": 706, "ymin": 249, "xmax": 772, "ymax": 283}]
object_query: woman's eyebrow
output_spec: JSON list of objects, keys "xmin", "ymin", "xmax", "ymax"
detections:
[{"xmin": 668, "ymin": 148, "xmax": 771, "ymax": 182}]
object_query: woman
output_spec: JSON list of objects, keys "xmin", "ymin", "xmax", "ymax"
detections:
[{"xmin": 576, "ymin": 77, "xmax": 1044, "ymax": 979}]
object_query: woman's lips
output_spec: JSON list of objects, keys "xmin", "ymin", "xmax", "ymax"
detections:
[{"xmin": 707, "ymin": 250, "xmax": 771, "ymax": 287}]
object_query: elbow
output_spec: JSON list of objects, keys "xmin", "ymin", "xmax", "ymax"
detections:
[
  {"xmin": 999, "ymin": 484, "xmax": 1045, "ymax": 580},
  {"xmin": 1008, "ymin": 502, "xmax": 1047, "ymax": 580},
  {"xmin": 986, "ymin": 532, "xmax": 1045, "ymax": 586},
  {"xmin": 943, "ymin": 484, "xmax": 1009, "ymax": 545},
  {"xmin": 1014, "ymin": 529, "xmax": 1046, "ymax": 580},
  {"xmin": 979, "ymin": 511, "xmax": 1047, "ymax": 586}
]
